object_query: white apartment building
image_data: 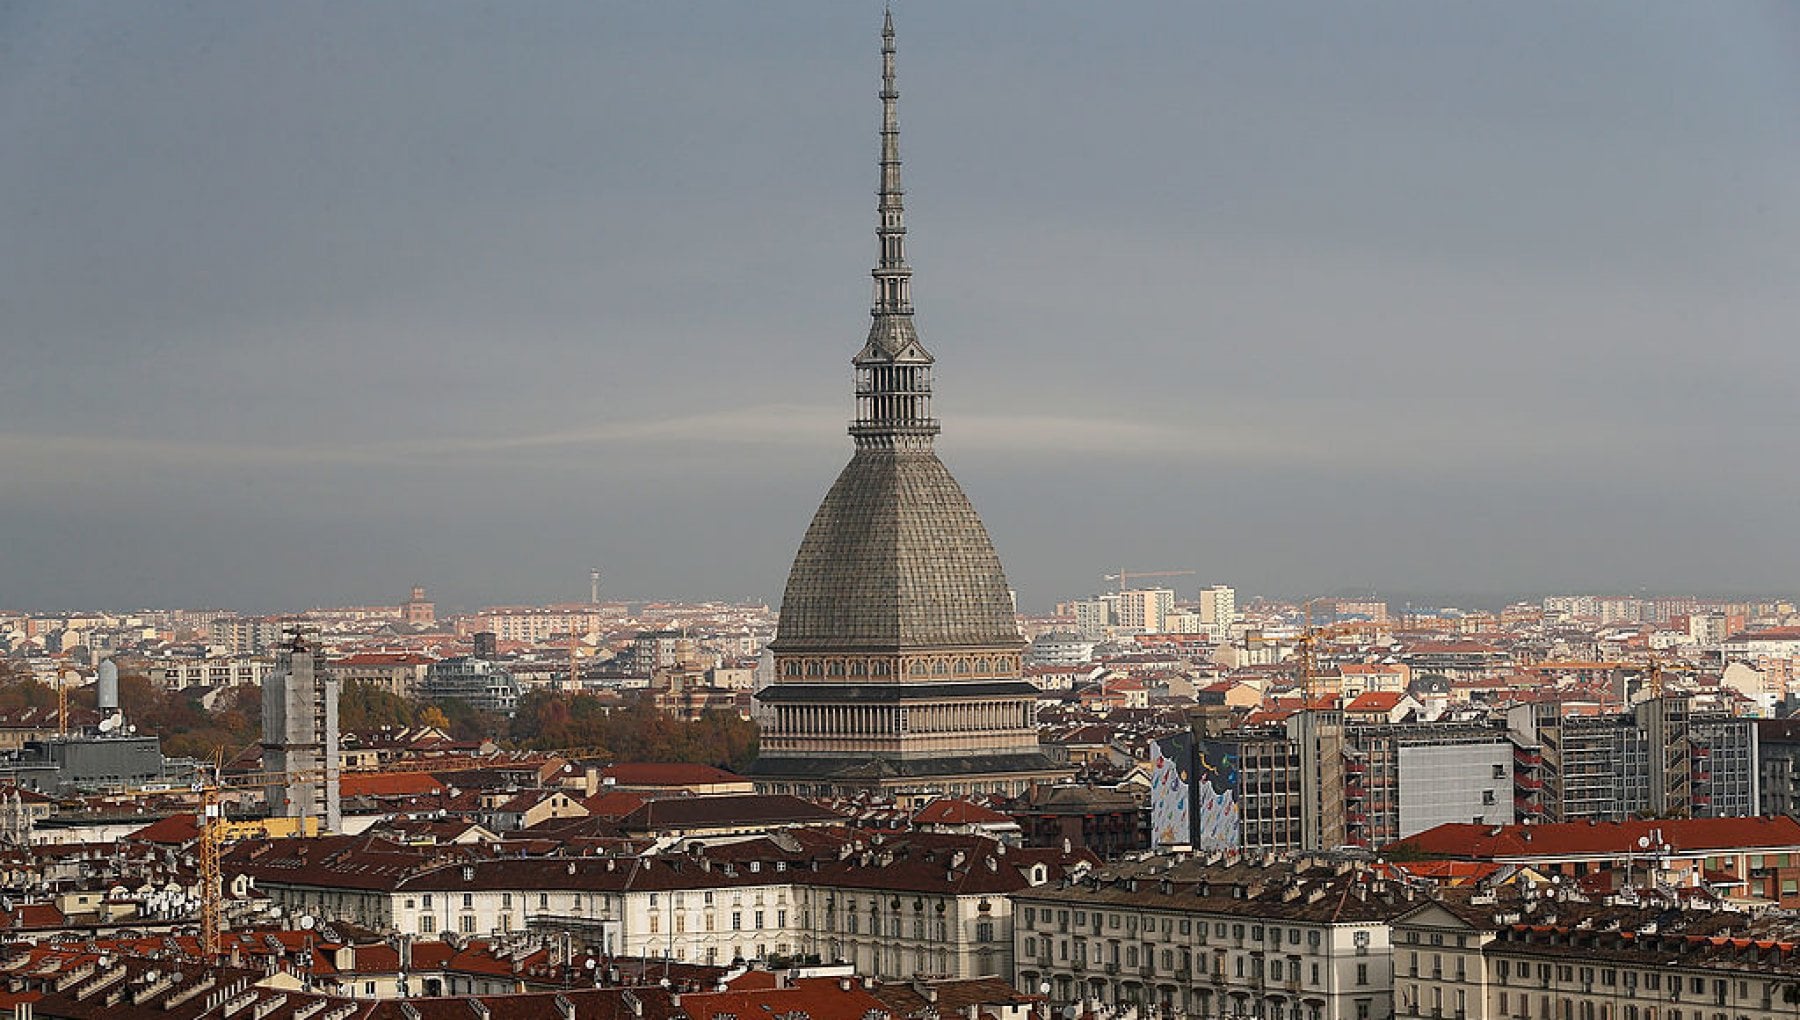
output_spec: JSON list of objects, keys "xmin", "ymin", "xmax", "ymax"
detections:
[
  {"xmin": 1013, "ymin": 857, "xmax": 1412, "ymax": 1020},
  {"xmin": 1198, "ymin": 585, "xmax": 1236, "ymax": 641},
  {"xmin": 151, "ymin": 655, "xmax": 276, "ymax": 690},
  {"xmin": 1116, "ymin": 590, "xmax": 1175, "ymax": 634},
  {"xmin": 474, "ymin": 608, "xmax": 608, "ymax": 643},
  {"xmin": 234, "ymin": 833, "xmax": 1091, "ymax": 982},
  {"xmin": 1072, "ymin": 598, "xmax": 1119, "ymax": 641}
]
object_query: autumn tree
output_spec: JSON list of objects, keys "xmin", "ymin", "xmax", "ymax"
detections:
[
  {"xmin": 338, "ymin": 681, "xmax": 418, "ymax": 732},
  {"xmin": 508, "ymin": 691, "xmax": 758, "ymax": 770}
]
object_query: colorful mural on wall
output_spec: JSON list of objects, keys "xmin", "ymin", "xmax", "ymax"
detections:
[
  {"xmin": 1193, "ymin": 738, "xmax": 1242, "ymax": 851},
  {"xmin": 1148, "ymin": 732, "xmax": 1193, "ymax": 848}
]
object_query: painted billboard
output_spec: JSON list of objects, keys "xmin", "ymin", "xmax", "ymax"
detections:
[
  {"xmin": 1193, "ymin": 738, "xmax": 1243, "ymax": 851},
  {"xmin": 1148, "ymin": 732, "xmax": 1193, "ymax": 848}
]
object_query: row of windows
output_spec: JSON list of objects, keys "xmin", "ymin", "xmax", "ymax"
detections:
[
  {"xmin": 780, "ymin": 655, "xmax": 1018, "ymax": 678},
  {"xmin": 647, "ymin": 891, "xmax": 785, "ymax": 908},
  {"xmin": 1489, "ymin": 961, "xmax": 1780, "ymax": 1007},
  {"xmin": 648, "ymin": 909, "xmax": 788, "ymax": 934},
  {"xmin": 1022, "ymin": 907, "xmax": 1337, "ymax": 951},
  {"xmin": 1476, "ymin": 993, "xmax": 1773, "ymax": 1020},
  {"xmin": 1025, "ymin": 937, "xmax": 1371, "ymax": 987},
  {"xmin": 405, "ymin": 892, "xmax": 634, "ymax": 912}
]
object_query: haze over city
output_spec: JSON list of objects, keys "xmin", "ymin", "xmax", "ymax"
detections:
[{"xmin": 3, "ymin": 2, "xmax": 1796, "ymax": 612}]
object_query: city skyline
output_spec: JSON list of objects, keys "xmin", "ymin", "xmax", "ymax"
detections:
[{"xmin": 4, "ymin": 2, "xmax": 1796, "ymax": 612}]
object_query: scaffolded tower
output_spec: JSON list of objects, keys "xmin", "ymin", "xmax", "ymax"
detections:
[{"xmin": 260, "ymin": 629, "xmax": 341, "ymax": 833}]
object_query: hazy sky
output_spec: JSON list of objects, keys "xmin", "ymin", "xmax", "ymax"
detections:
[{"xmin": 3, "ymin": 2, "xmax": 1797, "ymax": 614}]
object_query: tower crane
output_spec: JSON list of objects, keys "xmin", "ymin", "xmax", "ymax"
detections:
[
  {"xmin": 1245, "ymin": 599, "xmax": 1399, "ymax": 701},
  {"xmin": 140, "ymin": 742, "xmax": 627, "ymax": 959},
  {"xmin": 1102, "ymin": 568, "xmax": 1195, "ymax": 593}
]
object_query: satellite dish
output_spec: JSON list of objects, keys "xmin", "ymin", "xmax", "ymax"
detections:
[
  {"xmin": 584, "ymin": 959, "xmax": 597, "ymax": 970},
  {"xmin": 299, "ymin": 915, "xmax": 316, "ymax": 930},
  {"xmin": 99, "ymin": 716, "xmax": 121, "ymax": 734},
  {"xmin": 1637, "ymin": 836, "xmax": 1650, "ymax": 849}
]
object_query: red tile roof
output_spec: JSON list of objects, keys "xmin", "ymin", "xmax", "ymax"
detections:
[
  {"xmin": 582, "ymin": 790, "xmax": 650, "ymax": 818},
  {"xmin": 332, "ymin": 653, "xmax": 435, "ymax": 667},
  {"xmin": 0, "ymin": 783, "xmax": 53, "ymax": 804},
  {"xmin": 680, "ymin": 978, "xmax": 888, "ymax": 1020},
  {"xmin": 0, "ymin": 903, "xmax": 65, "ymax": 930},
  {"xmin": 341, "ymin": 772, "xmax": 446, "ymax": 798},
  {"xmin": 913, "ymin": 797, "xmax": 1013, "ymax": 826},
  {"xmin": 599, "ymin": 763, "xmax": 745, "ymax": 787},
  {"xmin": 1344, "ymin": 692, "xmax": 1406, "ymax": 713},
  {"xmin": 1395, "ymin": 816, "xmax": 1800, "ymax": 860},
  {"xmin": 127, "ymin": 813, "xmax": 201, "ymax": 845}
]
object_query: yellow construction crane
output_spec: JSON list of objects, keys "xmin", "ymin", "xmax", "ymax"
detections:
[
  {"xmin": 57, "ymin": 669, "xmax": 75, "ymax": 736},
  {"xmin": 158, "ymin": 743, "xmax": 625, "ymax": 957},
  {"xmin": 1102, "ymin": 568, "xmax": 1195, "ymax": 593},
  {"xmin": 1245, "ymin": 599, "xmax": 1390, "ymax": 702},
  {"xmin": 1641, "ymin": 653, "xmax": 1668, "ymax": 700}
]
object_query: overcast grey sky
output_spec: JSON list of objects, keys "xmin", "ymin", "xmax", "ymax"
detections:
[{"xmin": 2, "ymin": 2, "xmax": 1796, "ymax": 613}]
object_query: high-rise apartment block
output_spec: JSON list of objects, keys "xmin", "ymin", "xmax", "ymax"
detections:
[
  {"xmin": 1115, "ymin": 588, "xmax": 1176, "ymax": 633},
  {"xmin": 1508, "ymin": 695, "xmax": 1757, "ymax": 824},
  {"xmin": 1197, "ymin": 584, "xmax": 1236, "ymax": 640},
  {"xmin": 1174, "ymin": 693, "xmax": 1757, "ymax": 854},
  {"xmin": 1071, "ymin": 596, "xmax": 1117, "ymax": 640}
]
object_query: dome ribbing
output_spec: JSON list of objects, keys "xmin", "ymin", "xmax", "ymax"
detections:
[{"xmin": 771, "ymin": 448, "xmax": 1022, "ymax": 654}]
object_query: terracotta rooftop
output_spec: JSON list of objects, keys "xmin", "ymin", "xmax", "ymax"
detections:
[{"xmin": 1395, "ymin": 816, "xmax": 1800, "ymax": 859}]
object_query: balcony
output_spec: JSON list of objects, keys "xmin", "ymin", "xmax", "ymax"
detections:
[
  {"xmin": 1104, "ymin": 963, "xmax": 1120, "ymax": 975},
  {"xmin": 1516, "ymin": 775, "xmax": 1543, "ymax": 791},
  {"xmin": 1345, "ymin": 783, "xmax": 1366, "ymax": 800}
]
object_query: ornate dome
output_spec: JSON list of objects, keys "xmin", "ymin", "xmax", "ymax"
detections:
[{"xmin": 771, "ymin": 448, "xmax": 1023, "ymax": 654}]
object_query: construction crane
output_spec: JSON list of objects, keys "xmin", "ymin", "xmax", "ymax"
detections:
[
  {"xmin": 1640, "ymin": 653, "xmax": 1668, "ymax": 700},
  {"xmin": 1245, "ymin": 599, "xmax": 1387, "ymax": 701},
  {"xmin": 159, "ymin": 742, "xmax": 626, "ymax": 957},
  {"xmin": 1102, "ymin": 568, "xmax": 1195, "ymax": 593}
]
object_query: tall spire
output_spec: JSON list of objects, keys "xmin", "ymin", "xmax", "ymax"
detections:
[
  {"xmin": 852, "ymin": 7, "xmax": 939, "ymax": 450},
  {"xmin": 874, "ymin": 6, "xmax": 909, "ymax": 317}
]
